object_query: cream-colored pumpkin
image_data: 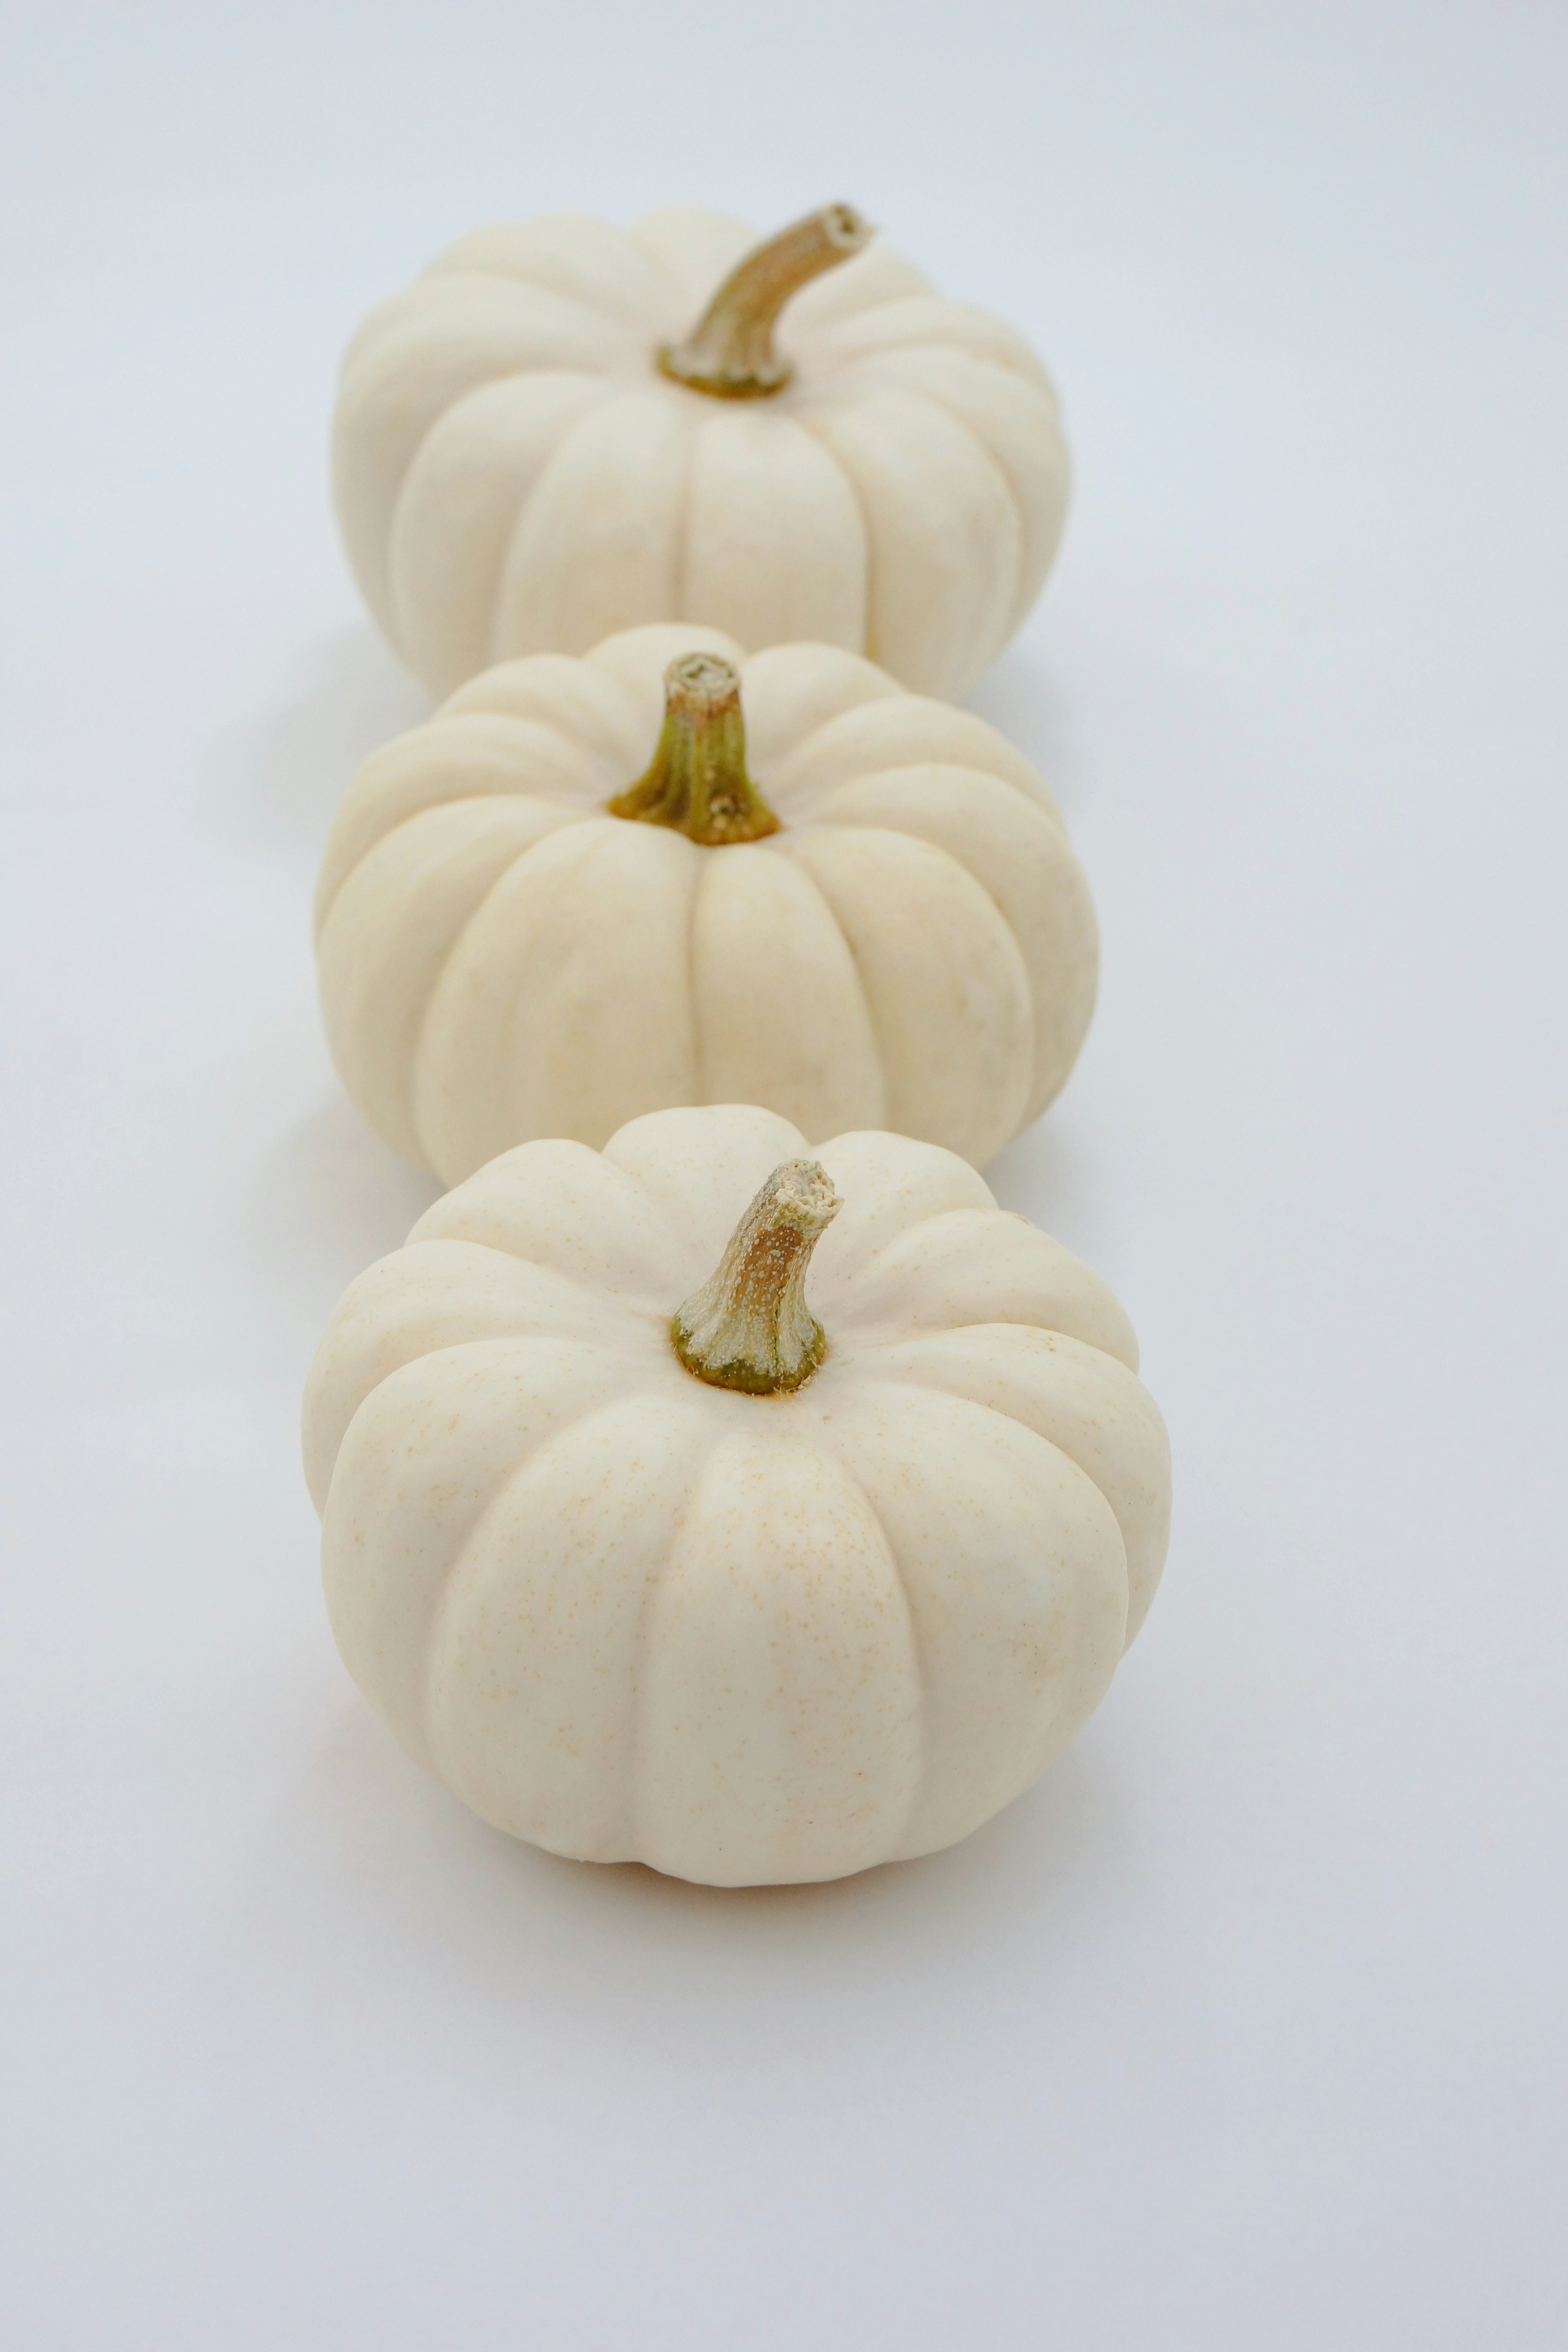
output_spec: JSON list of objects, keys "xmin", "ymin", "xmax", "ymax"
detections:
[
  {"xmin": 303, "ymin": 1105, "xmax": 1171, "ymax": 1888},
  {"xmin": 316, "ymin": 624, "xmax": 1098, "ymax": 1186},
  {"xmin": 333, "ymin": 203, "xmax": 1069, "ymax": 701}
]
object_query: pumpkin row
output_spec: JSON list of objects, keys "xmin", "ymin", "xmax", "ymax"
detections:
[{"xmin": 303, "ymin": 205, "xmax": 1169, "ymax": 1889}]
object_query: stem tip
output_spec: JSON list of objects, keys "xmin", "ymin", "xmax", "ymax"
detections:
[
  {"xmin": 672, "ymin": 1160, "xmax": 841, "ymax": 1395},
  {"xmin": 658, "ymin": 203, "xmax": 874, "ymax": 400}
]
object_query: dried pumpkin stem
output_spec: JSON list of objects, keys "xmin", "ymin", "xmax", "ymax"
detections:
[
  {"xmin": 672, "ymin": 1161, "xmax": 841, "ymax": 1395},
  {"xmin": 607, "ymin": 653, "xmax": 781, "ymax": 846},
  {"xmin": 658, "ymin": 203, "xmax": 873, "ymax": 400}
]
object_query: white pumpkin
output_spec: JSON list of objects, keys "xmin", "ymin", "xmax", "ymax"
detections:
[
  {"xmin": 333, "ymin": 203, "xmax": 1069, "ymax": 702},
  {"xmin": 303, "ymin": 1105, "xmax": 1171, "ymax": 1888},
  {"xmin": 316, "ymin": 624, "xmax": 1098, "ymax": 1185}
]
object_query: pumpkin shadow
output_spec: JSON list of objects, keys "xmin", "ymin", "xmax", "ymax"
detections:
[
  {"xmin": 222, "ymin": 1088, "xmax": 440, "ymax": 1384},
  {"xmin": 230, "ymin": 618, "xmax": 428, "ymax": 862},
  {"xmin": 983, "ymin": 1109, "xmax": 1104, "ymax": 1256},
  {"xmin": 257, "ymin": 1090, "xmax": 439, "ymax": 1296},
  {"xmin": 466, "ymin": 1714, "xmax": 1128, "ymax": 2002},
  {"xmin": 183, "ymin": 1690, "xmax": 1135, "ymax": 2120},
  {"xmin": 965, "ymin": 636, "xmax": 1088, "ymax": 820}
]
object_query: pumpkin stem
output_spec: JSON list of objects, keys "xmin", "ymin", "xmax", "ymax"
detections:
[
  {"xmin": 607, "ymin": 653, "xmax": 782, "ymax": 846},
  {"xmin": 657, "ymin": 204, "xmax": 873, "ymax": 401},
  {"xmin": 672, "ymin": 1160, "xmax": 841, "ymax": 1395}
]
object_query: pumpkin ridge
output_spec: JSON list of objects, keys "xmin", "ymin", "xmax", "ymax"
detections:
[
  {"xmin": 357, "ymin": 1331, "xmax": 643, "ymax": 1441},
  {"xmin": 827, "ymin": 354, "xmax": 1062, "ymax": 633},
  {"xmin": 338, "ymin": 784, "xmax": 582, "ymax": 879},
  {"xmin": 623, "ymin": 1435, "xmax": 712, "ymax": 1867},
  {"xmin": 777, "ymin": 826, "xmax": 1033, "ymax": 1163},
  {"xmin": 321, "ymin": 796, "xmax": 587, "ymax": 1163},
  {"xmin": 763, "ymin": 691, "xmax": 1060, "ymax": 826},
  {"xmin": 339, "ymin": 284, "xmax": 632, "ymax": 625},
  {"xmin": 813, "ymin": 1214, "xmax": 1012, "ymax": 1333},
  {"xmin": 317, "ymin": 720, "xmax": 609, "ymax": 932},
  {"xmin": 492, "ymin": 389, "xmax": 694, "ymax": 664},
  {"xmin": 748, "ymin": 836, "xmax": 889, "ymax": 1129},
  {"xmin": 406, "ymin": 814, "xmax": 611, "ymax": 1174},
  {"xmin": 818, "ymin": 797, "xmax": 1046, "ymax": 971},
  {"xmin": 802, "ymin": 773, "xmax": 1072, "ymax": 1115},
  {"xmin": 853, "ymin": 1325, "xmax": 1168, "ymax": 1650},
  {"xmin": 819, "ymin": 1378, "xmax": 1130, "ymax": 1855},
  {"xmin": 837, "ymin": 1353, "xmax": 1121, "ymax": 1508},
  {"xmin": 483, "ymin": 387, "xmax": 653, "ymax": 668},
  {"xmin": 414, "ymin": 712, "xmax": 615, "ymax": 794},
  {"xmin": 406, "ymin": 828, "xmax": 541, "ymax": 1168},
  {"xmin": 411, "ymin": 1136, "xmax": 693, "ymax": 1293},
  {"xmin": 693, "ymin": 840, "xmax": 887, "ymax": 1134},
  {"xmin": 404, "ymin": 1236, "xmax": 674, "ymax": 1315},
  {"xmin": 798, "ymin": 798, "xmax": 1043, "ymax": 1009},
  {"xmin": 441, "ymin": 660, "xmax": 654, "ymax": 774},
  {"xmin": 493, "ymin": 820, "xmax": 699, "ymax": 1172},
  {"xmin": 824, "ymin": 1469, "xmax": 927, "ymax": 1865},
  {"xmin": 805, "ymin": 753, "xmax": 1061, "ymax": 830},
  {"xmin": 321, "ymin": 1334, "xmax": 642, "ymax": 1754},
  {"xmin": 316, "ymin": 763, "xmax": 477, "ymax": 933},
  {"xmin": 789, "ymin": 385, "xmax": 1021, "ymax": 697},
  {"xmin": 420, "ymin": 713, "xmax": 621, "ymax": 802},
  {"xmin": 389, "ymin": 1240, "xmax": 666, "ymax": 1352},
  {"xmin": 829, "ymin": 1209, "xmax": 1139, "ymax": 1370},
  {"xmin": 770, "ymin": 772, "xmax": 1087, "ymax": 1136},
  {"xmin": 894, "ymin": 385, "xmax": 1027, "ymax": 673},
  {"xmin": 785, "ymin": 414, "xmax": 881, "ymax": 667},
  {"xmin": 808, "ymin": 294, "xmax": 1053, "ymax": 390},
  {"xmin": 326, "ymin": 782, "xmax": 586, "ymax": 933},
  {"xmin": 337, "ymin": 273, "xmax": 599, "ymax": 385},
  {"xmin": 387, "ymin": 271, "xmax": 622, "ymax": 339},
  {"xmin": 418, "ymin": 1376, "xmax": 699, "ymax": 1840},
  {"xmin": 386, "ymin": 370, "xmax": 613, "ymax": 688},
  {"xmin": 422, "ymin": 216, "xmax": 676, "ymax": 329},
  {"xmin": 628, "ymin": 1419, "xmax": 922, "ymax": 1881}
]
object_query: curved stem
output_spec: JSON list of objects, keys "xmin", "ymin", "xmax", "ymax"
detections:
[
  {"xmin": 607, "ymin": 653, "xmax": 781, "ymax": 846},
  {"xmin": 672, "ymin": 1161, "xmax": 841, "ymax": 1395},
  {"xmin": 658, "ymin": 203, "xmax": 873, "ymax": 401}
]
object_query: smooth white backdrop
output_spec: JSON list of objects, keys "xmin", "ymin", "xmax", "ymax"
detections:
[{"xmin": 2, "ymin": 4, "xmax": 1564, "ymax": 2346}]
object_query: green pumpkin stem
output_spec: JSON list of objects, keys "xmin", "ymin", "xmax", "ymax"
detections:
[
  {"xmin": 672, "ymin": 1160, "xmax": 841, "ymax": 1395},
  {"xmin": 607, "ymin": 653, "xmax": 781, "ymax": 847},
  {"xmin": 657, "ymin": 204, "xmax": 873, "ymax": 401}
]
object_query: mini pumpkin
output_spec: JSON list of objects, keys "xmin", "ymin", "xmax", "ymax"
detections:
[
  {"xmin": 316, "ymin": 624, "xmax": 1098, "ymax": 1185},
  {"xmin": 333, "ymin": 203, "xmax": 1069, "ymax": 701},
  {"xmin": 303, "ymin": 1104, "xmax": 1171, "ymax": 1887}
]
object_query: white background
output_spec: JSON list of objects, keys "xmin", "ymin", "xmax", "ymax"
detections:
[{"xmin": 3, "ymin": 4, "xmax": 1564, "ymax": 2345}]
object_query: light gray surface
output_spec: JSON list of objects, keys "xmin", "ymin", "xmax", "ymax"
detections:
[{"xmin": 3, "ymin": 5, "xmax": 1564, "ymax": 2345}]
